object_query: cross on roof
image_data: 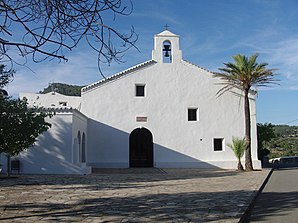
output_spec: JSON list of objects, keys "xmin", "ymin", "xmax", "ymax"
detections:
[{"xmin": 164, "ymin": 24, "xmax": 170, "ymax": 30}]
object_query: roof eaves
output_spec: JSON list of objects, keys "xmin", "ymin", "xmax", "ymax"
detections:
[
  {"xmin": 42, "ymin": 107, "xmax": 73, "ymax": 112},
  {"xmin": 81, "ymin": 60, "xmax": 157, "ymax": 93},
  {"xmin": 41, "ymin": 107, "xmax": 90, "ymax": 117},
  {"xmin": 156, "ymin": 30, "xmax": 179, "ymax": 37}
]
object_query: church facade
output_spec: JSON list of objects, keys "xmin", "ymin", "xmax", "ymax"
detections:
[{"xmin": 1, "ymin": 30, "xmax": 261, "ymax": 174}]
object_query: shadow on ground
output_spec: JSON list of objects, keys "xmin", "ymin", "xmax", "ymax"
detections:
[
  {"xmin": 0, "ymin": 168, "xmax": 241, "ymax": 188},
  {"xmin": 0, "ymin": 190, "xmax": 253, "ymax": 222},
  {"xmin": 0, "ymin": 169, "xmax": 269, "ymax": 222}
]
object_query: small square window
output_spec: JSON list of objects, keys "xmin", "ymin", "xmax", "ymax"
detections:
[
  {"xmin": 214, "ymin": 138, "xmax": 224, "ymax": 151},
  {"xmin": 136, "ymin": 85, "xmax": 145, "ymax": 97},
  {"xmin": 188, "ymin": 108, "xmax": 197, "ymax": 121}
]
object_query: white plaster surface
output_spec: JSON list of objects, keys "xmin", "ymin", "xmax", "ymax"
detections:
[
  {"xmin": 81, "ymin": 30, "xmax": 261, "ymax": 170},
  {"xmin": 20, "ymin": 92, "xmax": 82, "ymax": 110},
  {"xmin": 4, "ymin": 30, "xmax": 261, "ymax": 174}
]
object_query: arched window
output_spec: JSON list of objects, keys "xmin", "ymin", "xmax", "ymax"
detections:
[
  {"xmin": 82, "ymin": 133, "xmax": 86, "ymax": 163},
  {"xmin": 77, "ymin": 131, "xmax": 81, "ymax": 146},
  {"xmin": 77, "ymin": 131, "xmax": 81, "ymax": 162},
  {"xmin": 163, "ymin": 40, "xmax": 172, "ymax": 63}
]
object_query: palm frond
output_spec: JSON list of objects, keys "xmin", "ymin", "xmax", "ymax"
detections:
[
  {"xmin": 214, "ymin": 53, "xmax": 278, "ymax": 94},
  {"xmin": 227, "ymin": 137, "xmax": 246, "ymax": 159}
]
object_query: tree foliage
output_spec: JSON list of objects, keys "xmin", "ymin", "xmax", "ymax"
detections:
[
  {"xmin": 0, "ymin": 97, "xmax": 52, "ymax": 156},
  {"xmin": 215, "ymin": 54, "xmax": 277, "ymax": 95},
  {"xmin": 0, "ymin": 0, "xmax": 138, "ymax": 76},
  {"xmin": 215, "ymin": 54, "xmax": 278, "ymax": 170},
  {"xmin": 257, "ymin": 123, "xmax": 276, "ymax": 145},
  {"xmin": 257, "ymin": 123, "xmax": 276, "ymax": 160},
  {"xmin": 274, "ymin": 125, "xmax": 298, "ymax": 137},
  {"xmin": 260, "ymin": 124, "xmax": 298, "ymax": 159},
  {"xmin": 227, "ymin": 137, "xmax": 246, "ymax": 171},
  {"xmin": 39, "ymin": 82, "xmax": 84, "ymax": 96},
  {"xmin": 0, "ymin": 63, "xmax": 52, "ymax": 175},
  {"xmin": 0, "ymin": 96, "xmax": 52, "ymax": 175},
  {"xmin": 0, "ymin": 64, "xmax": 14, "ymax": 88}
]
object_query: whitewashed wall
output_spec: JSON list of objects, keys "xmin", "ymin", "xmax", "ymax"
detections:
[
  {"xmin": 1, "ymin": 111, "xmax": 90, "ymax": 174},
  {"xmin": 81, "ymin": 30, "xmax": 261, "ymax": 169},
  {"xmin": 11, "ymin": 30, "xmax": 261, "ymax": 173},
  {"xmin": 20, "ymin": 92, "xmax": 81, "ymax": 110},
  {"xmin": 72, "ymin": 110, "xmax": 88, "ymax": 166}
]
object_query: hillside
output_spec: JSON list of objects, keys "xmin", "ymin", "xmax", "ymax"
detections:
[
  {"xmin": 39, "ymin": 83, "xmax": 84, "ymax": 96},
  {"xmin": 268, "ymin": 125, "xmax": 298, "ymax": 158},
  {"xmin": 274, "ymin": 125, "xmax": 298, "ymax": 137}
]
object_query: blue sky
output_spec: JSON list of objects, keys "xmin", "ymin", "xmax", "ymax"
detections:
[{"xmin": 5, "ymin": 0, "xmax": 298, "ymax": 125}]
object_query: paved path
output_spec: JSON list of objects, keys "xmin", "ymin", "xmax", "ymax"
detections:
[
  {"xmin": 0, "ymin": 169, "xmax": 270, "ymax": 222},
  {"xmin": 249, "ymin": 167, "xmax": 298, "ymax": 222}
]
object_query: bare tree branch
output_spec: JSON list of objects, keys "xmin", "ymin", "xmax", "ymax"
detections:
[{"xmin": 0, "ymin": 0, "xmax": 138, "ymax": 77}]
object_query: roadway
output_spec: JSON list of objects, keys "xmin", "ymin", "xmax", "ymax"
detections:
[{"xmin": 248, "ymin": 167, "xmax": 298, "ymax": 222}]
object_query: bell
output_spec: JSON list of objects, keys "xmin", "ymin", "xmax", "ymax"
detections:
[
  {"xmin": 163, "ymin": 44, "xmax": 171, "ymax": 57},
  {"xmin": 165, "ymin": 51, "xmax": 170, "ymax": 57}
]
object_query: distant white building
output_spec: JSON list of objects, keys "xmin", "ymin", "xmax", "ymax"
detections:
[{"xmin": 1, "ymin": 30, "xmax": 261, "ymax": 174}]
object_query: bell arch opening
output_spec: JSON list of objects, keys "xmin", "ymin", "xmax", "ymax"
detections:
[{"xmin": 163, "ymin": 40, "xmax": 172, "ymax": 63}]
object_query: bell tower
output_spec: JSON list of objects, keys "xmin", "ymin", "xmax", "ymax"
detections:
[{"xmin": 152, "ymin": 29, "xmax": 182, "ymax": 64}]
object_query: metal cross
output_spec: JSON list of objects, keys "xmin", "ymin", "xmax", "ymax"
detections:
[{"xmin": 164, "ymin": 24, "xmax": 169, "ymax": 30}]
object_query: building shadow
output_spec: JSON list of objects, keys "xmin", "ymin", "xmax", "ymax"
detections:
[
  {"xmin": 0, "ymin": 189, "xmax": 258, "ymax": 222},
  {"xmin": 0, "ymin": 117, "xmax": 87, "ymax": 175},
  {"xmin": 1, "ymin": 117, "xmax": 242, "ymax": 175},
  {"xmin": 87, "ymin": 119, "xmax": 239, "ymax": 170}
]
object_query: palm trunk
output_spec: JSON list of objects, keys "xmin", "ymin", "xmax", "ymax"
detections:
[
  {"xmin": 237, "ymin": 158, "xmax": 244, "ymax": 171},
  {"xmin": 244, "ymin": 88, "xmax": 253, "ymax": 171}
]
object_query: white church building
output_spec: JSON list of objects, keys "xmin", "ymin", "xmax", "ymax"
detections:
[{"xmin": 1, "ymin": 30, "xmax": 261, "ymax": 174}]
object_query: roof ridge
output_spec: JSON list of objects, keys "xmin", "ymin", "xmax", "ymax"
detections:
[
  {"xmin": 182, "ymin": 59, "xmax": 214, "ymax": 74},
  {"xmin": 81, "ymin": 60, "xmax": 156, "ymax": 93}
]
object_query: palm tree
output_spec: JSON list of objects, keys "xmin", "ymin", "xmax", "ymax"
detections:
[
  {"xmin": 214, "ymin": 54, "xmax": 277, "ymax": 171},
  {"xmin": 227, "ymin": 137, "xmax": 246, "ymax": 171}
]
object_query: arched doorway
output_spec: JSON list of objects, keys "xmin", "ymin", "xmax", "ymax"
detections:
[{"xmin": 129, "ymin": 127, "xmax": 153, "ymax": 167}]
